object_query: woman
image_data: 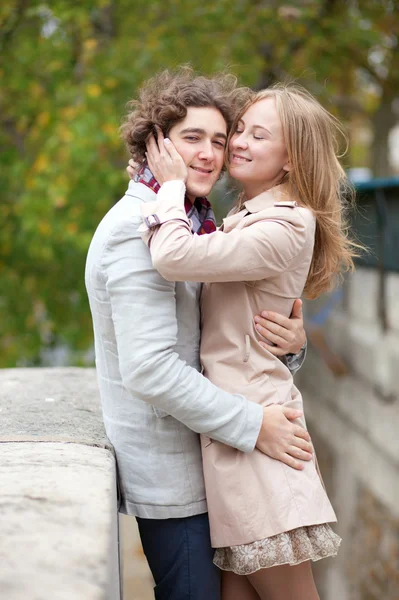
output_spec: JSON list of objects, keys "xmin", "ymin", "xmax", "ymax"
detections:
[{"xmin": 138, "ymin": 83, "xmax": 357, "ymax": 599}]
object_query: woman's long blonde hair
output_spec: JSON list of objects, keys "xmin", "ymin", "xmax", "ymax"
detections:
[{"xmin": 232, "ymin": 83, "xmax": 361, "ymax": 299}]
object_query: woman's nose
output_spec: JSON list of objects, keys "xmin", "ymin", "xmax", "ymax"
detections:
[{"xmin": 232, "ymin": 133, "xmax": 248, "ymax": 150}]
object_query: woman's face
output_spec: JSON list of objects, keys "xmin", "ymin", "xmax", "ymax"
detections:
[{"xmin": 228, "ymin": 97, "xmax": 290, "ymax": 199}]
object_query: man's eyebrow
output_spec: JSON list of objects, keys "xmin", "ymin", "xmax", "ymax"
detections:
[{"xmin": 180, "ymin": 127, "xmax": 227, "ymax": 140}]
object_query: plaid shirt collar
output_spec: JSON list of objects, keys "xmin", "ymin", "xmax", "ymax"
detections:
[{"xmin": 135, "ymin": 165, "xmax": 216, "ymax": 235}]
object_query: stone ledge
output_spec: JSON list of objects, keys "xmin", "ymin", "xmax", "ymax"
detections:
[
  {"xmin": 297, "ymin": 349, "xmax": 399, "ymax": 517},
  {"xmin": 0, "ymin": 368, "xmax": 120, "ymax": 600},
  {"xmin": 0, "ymin": 368, "xmax": 111, "ymax": 449}
]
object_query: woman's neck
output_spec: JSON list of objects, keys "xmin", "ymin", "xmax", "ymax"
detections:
[
  {"xmin": 242, "ymin": 182, "xmax": 274, "ymax": 200},
  {"xmin": 242, "ymin": 172, "xmax": 288, "ymax": 200}
]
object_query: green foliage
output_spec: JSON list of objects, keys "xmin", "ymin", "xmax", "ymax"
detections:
[{"xmin": 0, "ymin": 0, "xmax": 397, "ymax": 366}]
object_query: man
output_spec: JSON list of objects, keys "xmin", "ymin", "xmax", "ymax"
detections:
[{"xmin": 85, "ymin": 68, "xmax": 309, "ymax": 600}]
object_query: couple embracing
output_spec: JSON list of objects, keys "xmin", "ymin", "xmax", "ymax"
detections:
[{"xmin": 85, "ymin": 68, "xmax": 357, "ymax": 599}]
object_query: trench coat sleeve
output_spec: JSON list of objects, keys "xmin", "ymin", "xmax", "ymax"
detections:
[
  {"xmin": 139, "ymin": 181, "xmax": 313, "ymax": 283},
  {"xmin": 101, "ymin": 218, "xmax": 263, "ymax": 452}
]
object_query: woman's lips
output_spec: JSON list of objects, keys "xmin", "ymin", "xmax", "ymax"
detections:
[{"xmin": 231, "ymin": 154, "xmax": 251, "ymax": 163}]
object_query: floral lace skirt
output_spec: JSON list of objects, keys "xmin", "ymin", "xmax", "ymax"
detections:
[{"xmin": 213, "ymin": 524, "xmax": 341, "ymax": 575}]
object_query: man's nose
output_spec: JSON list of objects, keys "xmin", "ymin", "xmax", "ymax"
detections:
[{"xmin": 198, "ymin": 141, "xmax": 215, "ymax": 161}]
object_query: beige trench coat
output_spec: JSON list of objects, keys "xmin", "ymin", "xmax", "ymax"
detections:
[{"xmin": 140, "ymin": 181, "xmax": 337, "ymax": 548}]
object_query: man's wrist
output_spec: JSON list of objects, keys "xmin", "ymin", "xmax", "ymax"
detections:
[{"xmin": 287, "ymin": 339, "xmax": 307, "ymax": 358}]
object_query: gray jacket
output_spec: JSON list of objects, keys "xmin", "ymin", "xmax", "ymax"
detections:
[{"xmin": 85, "ymin": 181, "xmax": 265, "ymax": 518}]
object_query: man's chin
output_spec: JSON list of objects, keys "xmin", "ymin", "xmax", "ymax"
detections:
[{"xmin": 186, "ymin": 181, "xmax": 215, "ymax": 200}]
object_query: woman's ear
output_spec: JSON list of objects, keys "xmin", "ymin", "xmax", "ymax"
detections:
[{"xmin": 283, "ymin": 160, "xmax": 291, "ymax": 173}]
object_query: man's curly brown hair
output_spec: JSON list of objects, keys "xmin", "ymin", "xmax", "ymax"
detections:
[{"xmin": 120, "ymin": 66, "xmax": 253, "ymax": 166}]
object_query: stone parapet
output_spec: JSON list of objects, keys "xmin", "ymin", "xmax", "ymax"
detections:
[
  {"xmin": 0, "ymin": 368, "xmax": 120, "ymax": 600},
  {"xmin": 299, "ymin": 269, "xmax": 399, "ymax": 600}
]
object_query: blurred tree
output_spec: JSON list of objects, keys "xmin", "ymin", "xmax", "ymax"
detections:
[{"xmin": 0, "ymin": 0, "xmax": 397, "ymax": 366}]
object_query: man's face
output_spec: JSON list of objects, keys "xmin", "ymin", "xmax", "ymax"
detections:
[{"xmin": 168, "ymin": 106, "xmax": 227, "ymax": 202}]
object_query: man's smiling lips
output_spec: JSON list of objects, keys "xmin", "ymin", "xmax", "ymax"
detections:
[{"xmin": 190, "ymin": 166, "xmax": 214, "ymax": 175}]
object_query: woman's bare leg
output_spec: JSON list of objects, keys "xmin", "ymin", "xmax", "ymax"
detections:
[
  {"xmin": 221, "ymin": 571, "xmax": 261, "ymax": 600},
  {"xmin": 247, "ymin": 561, "xmax": 320, "ymax": 600}
]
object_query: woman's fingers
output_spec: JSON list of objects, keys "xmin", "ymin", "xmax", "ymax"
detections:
[
  {"xmin": 145, "ymin": 133, "xmax": 159, "ymax": 163},
  {"xmin": 145, "ymin": 136, "xmax": 156, "ymax": 171},
  {"xmin": 144, "ymin": 129, "xmax": 187, "ymax": 183},
  {"xmin": 155, "ymin": 126, "xmax": 166, "ymax": 154},
  {"xmin": 126, "ymin": 165, "xmax": 135, "ymax": 180},
  {"xmin": 163, "ymin": 139, "xmax": 188, "ymax": 181},
  {"xmin": 163, "ymin": 137, "xmax": 180, "ymax": 159}
]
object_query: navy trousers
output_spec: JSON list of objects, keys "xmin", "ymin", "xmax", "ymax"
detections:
[{"xmin": 136, "ymin": 512, "xmax": 221, "ymax": 600}]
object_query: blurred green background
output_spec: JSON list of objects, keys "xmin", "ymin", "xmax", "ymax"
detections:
[{"xmin": 1, "ymin": 0, "xmax": 398, "ymax": 367}]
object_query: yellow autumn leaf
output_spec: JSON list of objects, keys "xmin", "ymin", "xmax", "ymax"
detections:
[
  {"xmin": 61, "ymin": 106, "xmax": 78, "ymax": 120},
  {"xmin": 17, "ymin": 117, "xmax": 28, "ymax": 133},
  {"xmin": 87, "ymin": 84, "xmax": 101, "ymax": 98},
  {"xmin": 49, "ymin": 61, "xmax": 62, "ymax": 71},
  {"xmin": 38, "ymin": 221, "xmax": 51, "ymax": 236},
  {"xmin": 38, "ymin": 247, "xmax": 54, "ymax": 260},
  {"xmin": 55, "ymin": 174, "xmax": 68, "ymax": 187},
  {"xmin": 33, "ymin": 154, "xmax": 49, "ymax": 173},
  {"xmin": 84, "ymin": 38, "xmax": 97, "ymax": 51},
  {"xmin": 58, "ymin": 125, "xmax": 73, "ymax": 142},
  {"xmin": 102, "ymin": 123, "xmax": 116, "ymax": 136},
  {"xmin": 148, "ymin": 38, "xmax": 159, "ymax": 50},
  {"xmin": 66, "ymin": 222, "xmax": 78, "ymax": 234},
  {"xmin": 57, "ymin": 147, "xmax": 69, "ymax": 162},
  {"xmin": 29, "ymin": 82, "xmax": 43, "ymax": 99},
  {"xmin": 37, "ymin": 112, "xmax": 50, "ymax": 128},
  {"xmin": 104, "ymin": 78, "xmax": 117, "ymax": 89},
  {"xmin": 26, "ymin": 177, "xmax": 36, "ymax": 190},
  {"xmin": 54, "ymin": 195, "xmax": 67, "ymax": 208},
  {"xmin": 29, "ymin": 126, "xmax": 41, "ymax": 143}
]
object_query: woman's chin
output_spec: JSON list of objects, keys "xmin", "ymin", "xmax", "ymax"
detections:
[{"xmin": 228, "ymin": 166, "xmax": 247, "ymax": 181}]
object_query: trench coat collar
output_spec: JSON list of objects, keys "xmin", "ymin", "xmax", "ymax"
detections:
[
  {"xmin": 244, "ymin": 185, "xmax": 286, "ymax": 214},
  {"xmin": 222, "ymin": 185, "xmax": 292, "ymax": 233}
]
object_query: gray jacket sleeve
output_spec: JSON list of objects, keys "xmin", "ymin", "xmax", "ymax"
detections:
[
  {"xmin": 282, "ymin": 342, "xmax": 307, "ymax": 375},
  {"xmin": 101, "ymin": 217, "xmax": 263, "ymax": 453}
]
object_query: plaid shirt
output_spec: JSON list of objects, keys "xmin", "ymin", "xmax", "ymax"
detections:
[{"xmin": 135, "ymin": 165, "xmax": 216, "ymax": 235}]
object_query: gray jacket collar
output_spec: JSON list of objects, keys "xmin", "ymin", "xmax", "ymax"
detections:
[{"xmin": 125, "ymin": 180, "xmax": 157, "ymax": 204}]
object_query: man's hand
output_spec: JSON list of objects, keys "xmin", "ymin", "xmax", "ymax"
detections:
[
  {"xmin": 254, "ymin": 298, "xmax": 306, "ymax": 356},
  {"xmin": 256, "ymin": 405, "xmax": 312, "ymax": 470}
]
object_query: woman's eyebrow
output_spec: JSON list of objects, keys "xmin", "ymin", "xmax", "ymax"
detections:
[
  {"xmin": 253, "ymin": 124, "xmax": 273, "ymax": 136},
  {"xmin": 236, "ymin": 119, "xmax": 272, "ymax": 137}
]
